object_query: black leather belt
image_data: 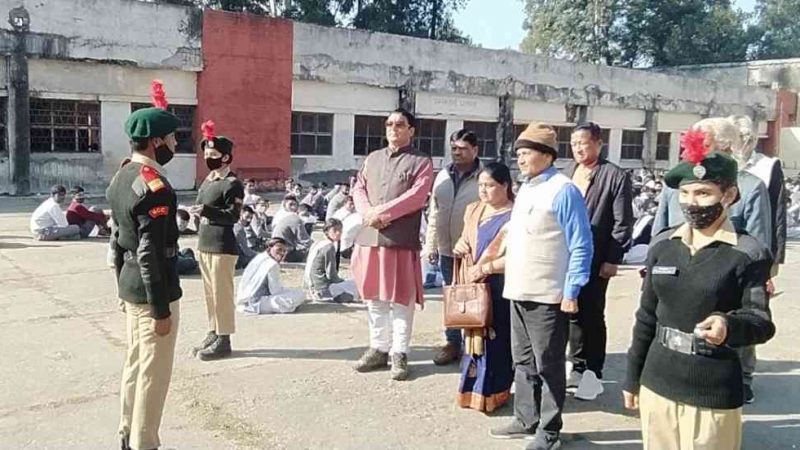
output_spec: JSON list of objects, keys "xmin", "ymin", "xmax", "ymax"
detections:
[
  {"xmin": 656, "ymin": 324, "xmax": 697, "ymax": 355},
  {"xmin": 124, "ymin": 247, "xmax": 177, "ymax": 260},
  {"xmin": 656, "ymin": 323, "xmax": 725, "ymax": 357}
]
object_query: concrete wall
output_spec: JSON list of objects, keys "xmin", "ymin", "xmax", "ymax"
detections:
[
  {"xmin": 661, "ymin": 59, "xmax": 800, "ymax": 92},
  {"xmin": 0, "ymin": 0, "xmax": 201, "ymax": 70},
  {"xmin": 293, "ymin": 22, "xmax": 776, "ymax": 119}
]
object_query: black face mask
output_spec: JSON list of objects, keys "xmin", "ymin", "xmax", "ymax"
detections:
[
  {"xmin": 155, "ymin": 144, "xmax": 174, "ymax": 166},
  {"xmin": 205, "ymin": 157, "xmax": 224, "ymax": 171},
  {"xmin": 680, "ymin": 202, "xmax": 724, "ymax": 230}
]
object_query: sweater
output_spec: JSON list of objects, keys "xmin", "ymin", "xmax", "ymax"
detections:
[
  {"xmin": 271, "ymin": 213, "xmax": 312, "ymax": 252},
  {"xmin": 303, "ymin": 238, "xmax": 343, "ymax": 290},
  {"xmin": 504, "ymin": 166, "xmax": 593, "ymax": 303},
  {"xmin": 424, "ymin": 159, "xmax": 481, "ymax": 257},
  {"xmin": 624, "ymin": 224, "xmax": 776, "ymax": 409},
  {"xmin": 196, "ymin": 170, "xmax": 245, "ymax": 255},
  {"xmin": 66, "ymin": 201, "xmax": 106, "ymax": 226},
  {"xmin": 746, "ymin": 154, "xmax": 787, "ymax": 265}
]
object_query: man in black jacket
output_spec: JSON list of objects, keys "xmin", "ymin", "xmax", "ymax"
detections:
[{"xmin": 562, "ymin": 122, "xmax": 633, "ymax": 399}]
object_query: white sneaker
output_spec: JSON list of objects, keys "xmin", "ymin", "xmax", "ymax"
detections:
[
  {"xmin": 566, "ymin": 370, "xmax": 583, "ymax": 390},
  {"xmin": 574, "ymin": 370, "xmax": 604, "ymax": 401}
]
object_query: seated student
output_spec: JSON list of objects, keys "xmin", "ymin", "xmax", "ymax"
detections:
[
  {"xmin": 335, "ymin": 196, "xmax": 362, "ymax": 259},
  {"xmin": 298, "ymin": 203, "xmax": 318, "ymax": 235},
  {"xmin": 234, "ymin": 206, "xmax": 260, "ymax": 269},
  {"xmin": 326, "ymin": 182, "xmax": 350, "ymax": 220},
  {"xmin": 176, "ymin": 208, "xmax": 199, "ymax": 235},
  {"xmin": 301, "ymin": 184, "xmax": 319, "ymax": 208},
  {"xmin": 66, "ymin": 186, "xmax": 110, "ymax": 238},
  {"xmin": 303, "ymin": 218, "xmax": 359, "ymax": 303},
  {"xmin": 30, "ymin": 185, "xmax": 81, "ymax": 241},
  {"xmin": 251, "ymin": 198, "xmax": 272, "ymax": 246},
  {"xmin": 271, "ymin": 197, "xmax": 313, "ymax": 262},
  {"xmin": 236, "ymin": 238, "xmax": 307, "ymax": 314},
  {"xmin": 272, "ymin": 195, "xmax": 296, "ymax": 226},
  {"xmin": 242, "ymin": 179, "xmax": 261, "ymax": 208},
  {"xmin": 176, "ymin": 247, "xmax": 199, "ymax": 275}
]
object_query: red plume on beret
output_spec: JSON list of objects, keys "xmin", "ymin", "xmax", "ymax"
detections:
[
  {"xmin": 680, "ymin": 129, "xmax": 708, "ymax": 166},
  {"xmin": 150, "ymin": 80, "xmax": 169, "ymax": 110},
  {"xmin": 201, "ymin": 120, "xmax": 216, "ymax": 141}
]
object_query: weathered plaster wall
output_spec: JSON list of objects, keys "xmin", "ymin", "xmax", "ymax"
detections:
[
  {"xmin": 293, "ymin": 23, "xmax": 776, "ymax": 120},
  {"xmin": 660, "ymin": 59, "xmax": 800, "ymax": 93},
  {"xmin": 0, "ymin": 0, "xmax": 201, "ymax": 70}
]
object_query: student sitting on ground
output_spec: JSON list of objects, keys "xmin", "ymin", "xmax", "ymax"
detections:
[
  {"xmin": 234, "ymin": 206, "xmax": 260, "ymax": 269},
  {"xmin": 242, "ymin": 178, "xmax": 261, "ymax": 208},
  {"xmin": 236, "ymin": 238, "xmax": 307, "ymax": 314},
  {"xmin": 66, "ymin": 186, "xmax": 110, "ymax": 237},
  {"xmin": 30, "ymin": 185, "xmax": 81, "ymax": 241},
  {"xmin": 271, "ymin": 197, "xmax": 313, "ymax": 263},
  {"xmin": 335, "ymin": 196, "xmax": 362, "ymax": 259},
  {"xmin": 251, "ymin": 197, "xmax": 272, "ymax": 242},
  {"xmin": 303, "ymin": 218, "xmax": 359, "ymax": 303},
  {"xmin": 298, "ymin": 203, "xmax": 318, "ymax": 235},
  {"xmin": 272, "ymin": 195, "xmax": 296, "ymax": 226},
  {"xmin": 176, "ymin": 208, "xmax": 199, "ymax": 235}
]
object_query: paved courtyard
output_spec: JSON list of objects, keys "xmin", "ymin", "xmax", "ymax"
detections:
[{"xmin": 1, "ymin": 199, "xmax": 798, "ymax": 450}]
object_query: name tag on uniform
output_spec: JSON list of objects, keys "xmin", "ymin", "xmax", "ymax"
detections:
[{"xmin": 652, "ymin": 266, "xmax": 679, "ymax": 276}]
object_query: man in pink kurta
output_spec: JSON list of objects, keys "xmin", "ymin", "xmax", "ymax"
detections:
[{"xmin": 352, "ymin": 109, "xmax": 434, "ymax": 381}]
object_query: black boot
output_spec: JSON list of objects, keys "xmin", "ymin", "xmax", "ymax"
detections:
[
  {"xmin": 191, "ymin": 331, "xmax": 218, "ymax": 356},
  {"xmin": 198, "ymin": 334, "xmax": 232, "ymax": 361}
]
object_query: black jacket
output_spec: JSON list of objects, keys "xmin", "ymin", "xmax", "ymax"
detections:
[
  {"xmin": 563, "ymin": 159, "xmax": 633, "ymax": 270},
  {"xmin": 107, "ymin": 160, "xmax": 181, "ymax": 319}
]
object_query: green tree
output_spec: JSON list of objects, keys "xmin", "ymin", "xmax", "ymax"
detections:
[
  {"xmin": 521, "ymin": 0, "xmax": 751, "ymax": 67},
  {"xmin": 751, "ymin": 0, "xmax": 800, "ymax": 59},
  {"xmin": 352, "ymin": 0, "xmax": 470, "ymax": 44},
  {"xmin": 520, "ymin": 0, "xmax": 621, "ymax": 65}
]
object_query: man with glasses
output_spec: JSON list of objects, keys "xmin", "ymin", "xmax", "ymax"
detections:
[{"xmin": 351, "ymin": 108, "xmax": 434, "ymax": 381}]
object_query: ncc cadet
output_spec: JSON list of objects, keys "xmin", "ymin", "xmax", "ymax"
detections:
[
  {"xmin": 189, "ymin": 120, "xmax": 245, "ymax": 361},
  {"xmin": 107, "ymin": 80, "xmax": 182, "ymax": 450}
]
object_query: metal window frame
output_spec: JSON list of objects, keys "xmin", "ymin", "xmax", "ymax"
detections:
[
  {"xmin": 462, "ymin": 120, "xmax": 499, "ymax": 158},
  {"xmin": 30, "ymin": 98, "xmax": 101, "ymax": 153},
  {"xmin": 291, "ymin": 111, "xmax": 334, "ymax": 156},
  {"xmin": 353, "ymin": 114, "xmax": 387, "ymax": 156}
]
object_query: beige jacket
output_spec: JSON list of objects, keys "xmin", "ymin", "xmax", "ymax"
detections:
[{"xmin": 425, "ymin": 163, "xmax": 481, "ymax": 257}]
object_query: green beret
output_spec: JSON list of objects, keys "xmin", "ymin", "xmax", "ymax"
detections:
[
  {"xmin": 125, "ymin": 107, "xmax": 180, "ymax": 140},
  {"xmin": 664, "ymin": 151, "xmax": 738, "ymax": 189},
  {"xmin": 202, "ymin": 136, "xmax": 234, "ymax": 155}
]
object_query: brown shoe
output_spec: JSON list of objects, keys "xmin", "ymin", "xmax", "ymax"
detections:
[
  {"xmin": 433, "ymin": 342, "xmax": 461, "ymax": 366},
  {"xmin": 391, "ymin": 353, "xmax": 410, "ymax": 381},
  {"xmin": 354, "ymin": 348, "xmax": 389, "ymax": 373}
]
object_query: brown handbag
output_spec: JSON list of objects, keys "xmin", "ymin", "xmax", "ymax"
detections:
[{"xmin": 443, "ymin": 256, "xmax": 491, "ymax": 329}]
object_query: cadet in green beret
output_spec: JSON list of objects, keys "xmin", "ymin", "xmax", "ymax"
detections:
[
  {"xmin": 188, "ymin": 120, "xmax": 245, "ymax": 361},
  {"xmin": 107, "ymin": 81, "xmax": 182, "ymax": 450},
  {"xmin": 623, "ymin": 130, "xmax": 775, "ymax": 450}
]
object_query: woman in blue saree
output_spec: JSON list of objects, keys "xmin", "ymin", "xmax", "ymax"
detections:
[{"xmin": 453, "ymin": 162, "xmax": 514, "ymax": 412}]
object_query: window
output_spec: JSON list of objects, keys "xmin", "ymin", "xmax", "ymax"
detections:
[
  {"xmin": 30, "ymin": 99, "xmax": 100, "ymax": 153},
  {"xmin": 0, "ymin": 97, "xmax": 6, "ymax": 153},
  {"xmin": 621, "ymin": 130, "xmax": 645, "ymax": 160},
  {"xmin": 555, "ymin": 126, "xmax": 573, "ymax": 159},
  {"xmin": 414, "ymin": 118, "xmax": 446, "ymax": 157},
  {"xmin": 132, "ymin": 103, "xmax": 196, "ymax": 154},
  {"xmin": 353, "ymin": 115, "xmax": 387, "ymax": 156},
  {"xmin": 462, "ymin": 121, "xmax": 498, "ymax": 158},
  {"xmin": 600, "ymin": 128, "xmax": 610, "ymax": 159},
  {"xmin": 656, "ymin": 132, "xmax": 671, "ymax": 161},
  {"xmin": 291, "ymin": 112, "xmax": 333, "ymax": 156}
]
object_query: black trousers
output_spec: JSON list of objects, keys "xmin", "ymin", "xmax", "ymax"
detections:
[
  {"xmin": 511, "ymin": 300, "xmax": 568, "ymax": 435},
  {"xmin": 567, "ymin": 274, "xmax": 609, "ymax": 378}
]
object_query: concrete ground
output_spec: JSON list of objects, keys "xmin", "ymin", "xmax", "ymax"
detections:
[{"xmin": 1, "ymin": 200, "xmax": 798, "ymax": 450}]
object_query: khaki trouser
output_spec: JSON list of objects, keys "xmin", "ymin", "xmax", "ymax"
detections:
[
  {"xmin": 198, "ymin": 252, "xmax": 238, "ymax": 335},
  {"xmin": 639, "ymin": 386, "xmax": 742, "ymax": 450},
  {"xmin": 119, "ymin": 301, "xmax": 179, "ymax": 450}
]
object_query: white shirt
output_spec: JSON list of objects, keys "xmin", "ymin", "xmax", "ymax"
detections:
[
  {"xmin": 30, "ymin": 197, "xmax": 68, "ymax": 233},
  {"xmin": 243, "ymin": 192, "xmax": 261, "ymax": 207},
  {"xmin": 340, "ymin": 212, "xmax": 363, "ymax": 251}
]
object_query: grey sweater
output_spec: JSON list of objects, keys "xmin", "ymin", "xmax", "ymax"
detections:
[
  {"xmin": 271, "ymin": 213, "xmax": 312, "ymax": 251},
  {"xmin": 304, "ymin": 239, "xmax": 343, "ymax": 289}
]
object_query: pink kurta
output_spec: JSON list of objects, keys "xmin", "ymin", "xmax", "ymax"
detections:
[{"xmin": 351, "ymin": 157, "xmax": 434, "ymax": 306}]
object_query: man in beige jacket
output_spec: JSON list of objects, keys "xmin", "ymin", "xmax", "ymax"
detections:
[{"xmin": 426, "ymin": 129, "xmax": 482, "ymax": 365}]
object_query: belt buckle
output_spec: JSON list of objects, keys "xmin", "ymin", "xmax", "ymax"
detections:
[{"xmin": 665, "ymin": 328, "xmax": 694, "ymax": 354}]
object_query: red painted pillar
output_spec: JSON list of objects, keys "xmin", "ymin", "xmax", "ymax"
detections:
[{"xmin": 197, "ymin": 10, "xmax": 293, "ymax": 185}]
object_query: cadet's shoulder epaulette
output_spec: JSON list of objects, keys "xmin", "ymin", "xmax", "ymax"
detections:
[{"xmin": 140, "ymin": 165, "xmax": 166, "ymax": 193}]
